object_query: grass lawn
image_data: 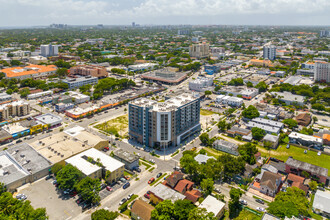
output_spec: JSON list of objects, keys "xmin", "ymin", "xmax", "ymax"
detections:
[
  {"xmin": 148, "ymin": 167, "xmax": 155, "ymax": 172},
  {"xmin": 203, "ymin": 147, "xmax": 230, "ymax": 159},
  {"xmin": 122, "ymin": 209, "xmax": 131, "ymax": 217},
  {"xmin": 258, "ymin": 144, "xmax": 330, "ymax": 176},
  {"xmin": 233, "ymin": 210, "xmax": 262, "ymax": 220},
  {"xmin": 94, "ymin": 114, "xmax": 128, "ymax": 138},
  {"xmin": 140, "ymin": 160, "xmax": 151, "ymax": 170},
  {"xmin": 124, "ymin": 171, "xmax": 133, "ymax": 177},
  {"xmin": 200, "ymin": 109, "xmax": 216, "ymax": 116}
]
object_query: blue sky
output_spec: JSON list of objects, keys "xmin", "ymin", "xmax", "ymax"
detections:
[{"xmin": 0, "ymin": 0, "xmax": 329, "ymax": 26}]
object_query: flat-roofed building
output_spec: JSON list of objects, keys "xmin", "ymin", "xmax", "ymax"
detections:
[
  {"xmin": 0, "ymin": 93, "xmax": 12, "ymax": 102},
  {"xmin": 213, "ymin": 139, "xmax": 239, "ymax": 156},
  {"xmin": 270, "ymin": 92, "xmax": 305, "ymax": 106},
  {"xmin": 113, "ymin": 149, "xmax": 139, "ymax": 171},
  {"xmin": 285, "ymin": 157, "xmax": 328, "ymax": 184},
  {"xmin": 69, "ymin": 65, "xmax": 108, "ymax": 78},
  {"xmin": 62, "ymin": 76, "xmax": 98, "ymax": 89},
  {"xmin": 31, "ymin": 126, "xmax": 108, "ymax": 164},
  {"xmin": 251, "ymin": 118, "xmax": 284, "ymax": 129},
  {"xmin": 216, "ymin": 95, "xmax": 243, "ymax": 107},
  {"xmin": 189, "ymin": 77, "xmax": 213, "ymax": 92},
  {"xmin": 0, "ymin": 143, "xmax": 52, "ymax": 192},
  {"xmin": 0, "ymin": 100, "xmax": 30, "ymax": 121},
  {"xmin": 1, "ymin": 64, "xmax": 57, "ymax": 80},
  {"xmin": 149, "ymin": 184, "xmax": 186, "ymax": 204},
  {"xmin": 34, "ymin": 113, "xmax": 62, "ymax": 128},
  {"xmin": 65, "ymin": 148, "xmax": 124, "ymax": 183},
  {"xmin": 68, "ymin": 91, "xmax": 90, "ymax": 104},
  {"xmin": 129, "ymin": 93, "xmax": 200, "ymax": 148},
  {"xmin": 288, "ymin": 132, "xmax": 323, "ymax": 149},
  {"xmin": 246, "ymin": 121, "xmax": 281, "ymax": 134},
  {"xmin": 313, "ymin": 190, "xmax": 330, "ymax": 218},
  {"xmin": 141, "ymin": 68, "xmax": 188, "ymax": 85},
  {"xmin": 199, "ymin": 195, "xmax": 225, "ymax": 219}
]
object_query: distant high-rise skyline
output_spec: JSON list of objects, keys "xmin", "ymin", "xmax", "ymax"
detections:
[{"xmin": 0, "ymin": 0, "xmax": 330, "ymax": 27}]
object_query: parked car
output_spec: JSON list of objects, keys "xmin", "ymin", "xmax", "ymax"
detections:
[
  {"xmin": 256, "ymin": 207, "xmax": 266, "ymax": 212},
  {"xmin": 101, "ymin": 184, "xmax": 107, "ymax": 190},
  {"xmin": 144, "ymin": 193, "xmax": 150, "ymax": 199},
  {"xmin": 16, "ymin": 194, "xmax": 27, "ymax": 200},
  {"xmin": 45, "ymin": 175, "xmax": 53, "ymax": 180},
  {"xmin": 148, "ymin": 178, "xmax": 155, "ymax": 184},
  {"xmin": 127, "ymin": 193, "xmax": 134, "ymax": 200},
  {"xmin": 119, "ymin": 198, "xmax": 127, "ymax": 205},
  {"xmin": 120, "ymin": 177, "xmax": 127, "ymax": 183},
  {"xmin": 239, "ymin": 199, "xmax": 247, "ymax": 205},
  {"xmin": 106, "ymin": 186, "xmax": 113, "ymax": 191},
  {"xmin": 63, "ymin": 189, "xmax": 71, "ymax": 195},
  {"xmin": 123, "ymin": 182, "xmax": 130, "ymax": 189},
  {"xmin": 149, "ymin": 159, "xmax": 155, "ymax": 164},
  {"xmin": 255, "ymin": 199, "xmax": 264, "ymax": 204},
  {"xmin": 124, "ymin": 176, "xmax": 130, "ymax": 180},
  {"xmin": 103, "ymin": 147, "xmax": 109, "ymax": 152},
  {"xmin": 16, "ymin": 140, "xmax": 22, "ymax": 143},
  {"xmin": 76, "ymin": 198, "xmax": 84, "ymax": 204},
  {"xmin": 156, "ymin": 172, "xmax": 163, "ymax": 178}
]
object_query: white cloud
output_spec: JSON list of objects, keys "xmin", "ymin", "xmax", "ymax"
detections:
[{"xmin": 0, "ymin": 0, "xmax": 329, "ymax": 26}]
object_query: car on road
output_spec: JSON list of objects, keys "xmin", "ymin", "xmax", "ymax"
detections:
[
  {"xmin": 123, "ymin": 182, "xmax": 130, "ymax": 189},
  {"xmin": 156, "ymin": 172, "xmax": 163, "ymax": 178},
  {"xmin": 106, "ymin": 186, "xmax": 113, "ymax": 191},
  {"xmin": 148, "ymin": 178, "xmax": 155, "ymax": 184},
  {"xmin": 256, "ymin": 207, "xmax": 266, "ymax": 212},
  {"xmin": 239, "ymin": 199, "xmax": 247, "ymax": 205},
  {"xmin": 255, "ymin": 199, "xmax": 264, "ymax": 204},
  {"xmin": 119, "ymin": 198, "xmax": 127, "ymax": 205},
  {"xmin": 127, "ymin": 193, "xmax": 134, "ymax": 200}
]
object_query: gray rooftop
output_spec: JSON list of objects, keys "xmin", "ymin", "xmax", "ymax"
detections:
[
  {"xmin": 213, "ymin": 139, "xmax": 238, "ymax": 150},
  {"xmin": 313, "ymin": 190, "xmax": 330, "ymax": 214},
  {"xmin": 246, "ymin": 122, "xmax": 281, "ymax": 134},
  {"xmin": 114, "ymin": 149, "xmax": 139, "ymax": 163},
  {"xmin": 263, "ymin": 134, "xmax": 279, "ymax": 143},
  {"xmin": 286, "ymin": 157, "xmax": 328, "ymax": 177},
  {"xmin": 262, "ymin": 213, "xmax": 281, "ymax": 220},
  {"xmin": 270, "ymin": 92, "xmax": 305, "ymax": 103},
  {"xmin": 150, "ymin": 184, "xmax": 186, "ymax": 202},
  {"xmin": 0, "ymin": 129, "xmax": 12, "ymax": 139},
  {"xmin": 6, "ymin": 143, "xmax": 52, "ymax": 174},
  {"xmin": 0, "ymin": 151, "xmax": 29, "ymax": 185},
  {"xmin": 34, "ymin": 113, "xmax": 62, "ymax": 125},
  {"xmin": 252, "ymin": 118, "xmax": 284, "ymax": 128}
]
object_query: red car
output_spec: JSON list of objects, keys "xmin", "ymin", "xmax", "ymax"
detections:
[
  {"xmin": 103, "ymin": 147, "xmax": 109, "ymax": 152},
  {"xmin": 148, "ymin": 178, "xmax": 155, "ymax": 184},
  {"xmin": 144, "ymin": 193, "xmax": 150, "ymax": 199},
  {"xmin": 106, "ymin": 186, "xmax": 113, "ymax": 191}
]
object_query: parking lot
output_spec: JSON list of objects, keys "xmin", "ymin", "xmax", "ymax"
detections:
[{"xmin": 18, "ymin": 178, "xmax": 82, "ymax": 220}]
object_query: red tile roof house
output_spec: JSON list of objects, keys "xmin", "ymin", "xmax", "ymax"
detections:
[
  {"xmin": 284, "ymin": 173, "xmax": 309, "ymax": 195},
  {"xmin": 163, "ymin": 171, "xmax": 184, "ymax": 188},
  {"xmin": 285, "ymin": 157, "xmax": 328, "ymax": 184}
]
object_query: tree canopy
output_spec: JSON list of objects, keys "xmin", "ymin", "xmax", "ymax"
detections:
[
  {"xmin": 242, "ymin": 105, "xmax": 259, "ymax": 119},
  {"xmin": 56, "ymin": 164, "xmax": 83, "ymax": 190},
  {"xmin": 75, "ymin": 177, "xmax": 101, "ymax": 204},
  {"xmin": 91, "ymin": 209, "xmax": 119, "ymax": 220},
  {"xmin": 238, "ymin": 143, "xmax": 258, "ymax": 165},
  {"xmin": 251, "ymin": 127, "xmax": 266, "ymax": 141},
  {"xmin": 283, "ymin": 118, "xmax": 298, "ymax": 129},
  {"xmin": 267, "ymin": 187, "xmax": 309, "ymax": 218}
]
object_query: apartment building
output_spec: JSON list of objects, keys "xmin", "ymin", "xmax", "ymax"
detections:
[
  {"xmin": 40, "ymin": 44, "xmax": 60, "ymax": 57},
  {"xmin": 129, "ymin": 93, "xmax": 200, "ymax": 148},
  {"xmin": 263, "ymin": 45, "xmax": 276, "ymax": 60},
  {"xmin": 314, "ymin": 62, "xmax": 330, "ymax": 83},
  {"xmin": 189, "ymin": 43, "xmax": 210, "ymax": 58},
  {"xmin": 69, "ymin": 65, "xmax": 108, "ymax": 78},
  {"xmin": 0, "ymin": 101, "xmax": 30, "ymax": 121}
]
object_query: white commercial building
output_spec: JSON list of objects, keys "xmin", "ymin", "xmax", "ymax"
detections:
[
  {"xmin": 263, "ymin": 45, "xmax": 276, "ymax": 60},
  {"xmin": 27, "ymin": 90, "xmax": 53, "ymax": 99},
  {"xmin": 289, "ymin": 132, "xmax": 323, "ymax": 149},
  {"xmin": 34, "ymin": 113, "xmax": 62, "ymax": 128},
  {"xmin": 189, "ymin": 43, "xmax": 210, "ymax": 58},
  {"xmin": 314, "ymin": 62, "xmax": 330, "ymax": 83},
  {"xmin": 29, "ymin": 56, "xmax": 48, "ymax": 65},
  {"xmin": 68, "ymin": 91, "xmax": 90, "ymax": 104},
  {"xmin": 65, "ymin": 148, "xmax": 124, "ymax": 183},
  {"xmin": 189, "ymin": 77, "xmax": 213, "ymax": 92},
  {"xmin": 216, "ymin": 95, "xmax": 243, "ymax": 107},
  {"xmin": 270, "ymin": 92, "xmax": 305, "ymax": 106},
  {"xmin": 62, "ymin": 76, "xmax": 98, "ymax": 89}
]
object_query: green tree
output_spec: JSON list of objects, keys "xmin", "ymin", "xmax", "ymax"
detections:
[
  {"xmin": 199, "ymin": 132, "xmax": 210, "ymax": 146},
  {"xmin": 151, "ymin": 200, "xmax": 174, "ymax": 219},
  {"xmin": 312, "ymin": 103, "xmax": 325, "ymax": 111},
  {"xmin": 246, "ymin": 81, "xmax": 253, "ymax": 87},
  {"xmin": 204, "ymin": 90, "xmax": 212, "ymax": 96},
  {"xmin": 56, "ymin": 68, "xmax": 68, "ymax": 78},
  {"xmin": 242, "ymin": 105, "xmax": 259, "ymax": 119},
  {"xmin": 228, "ymin": 78, "xmax": 244, "ymax": 86},
  {"xmin": 218, "ymin": 154, "xmax": 245, "ymax": 178},
  {"xmin": 56, "ymin": 164, "xmax": 83, "ymax": 190},
  {"xmin": 188, "ymin": 207, "xmax": 216, "ymax": 220},
  {"xmin": 11, "ymin": 60, "xmax": 21, "ymax": 66},
  {"xmin": 0, "ymin": 182, "xmax": 6, "ymax": 195},
  {"xmin": 283, "ymin": 119, "xmax": 298, "ymax": 129},
  {"xmin": 217, "ymin": 120, "xmax": 230, "ymax": 132},
  {"xmin": 91, "ymin": 209, "xmax": 119, "ymax": 220},
  {"xmin": 19, "ymin": 88, "xmax": 30, "ymax": 98},
  {"xmin": 180, "ymin": 151, "xmax": 199, "ymax": 176},
  {"xmin": 173, "ymin": 199, "xmax": 195, "ymax": 220},
  {"xmin": 308, "ymin": 181, "xmax": 318, "ymax": 192},
  {"xmin": 200, "ymin": 178, "xmax": 214, "ymax": 196},
  {"xmin": 238, "ymin": 143, "xmax": 258, "ymax": 165},
  {"xmin": 251, "ymin": 127, "xmax": 266, "ymax": 141},
  {"xmin": 51, "ymin": 163, "xmax": 64, "ymax": 176},
  {"xmin": 267, "ymin": 187, "xmax": 309, "ymax": 218},
  {"xmin": 255, "ymin": 81, "xmax": 268, "ymax": 92},
  {"xmin": 76, "ymin": 177, "xmax": 101, "ymax": 204},
  {"xmin": 229, "ymin": 188, "xmax": 243, "ymax": 218}
]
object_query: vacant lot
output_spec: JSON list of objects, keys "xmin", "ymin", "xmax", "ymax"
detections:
[
  {"xmin": 95, "ymin": 114, "xmax": 128, "ymax": 138},
  {"xmin": 200, "ymin": 109, "xmax": 216, "ymax": 116}
]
